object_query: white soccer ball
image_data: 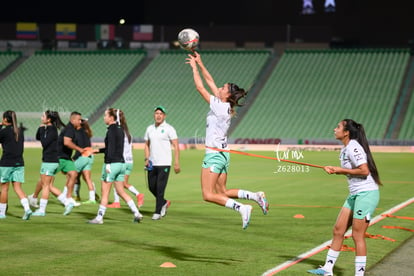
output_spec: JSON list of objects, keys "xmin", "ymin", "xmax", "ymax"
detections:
[{"xmin": 177, "ymin": 28, "xmax": 199, "ymax": 51}]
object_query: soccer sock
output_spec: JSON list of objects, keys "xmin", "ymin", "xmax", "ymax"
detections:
[
  {"xmin": 39, "ymin": 198, "xmax": 48, "ymax": 213},
  {"xmin": 74, "ymin": 183, "xmax": 80, "ymax": 196},
  {"xmin": 355, "ymin": 256, "xmax": 367, "ymax": 276},
  {"xmin": 96, "ymin": 205, "xmax": 106, "ymax": 220},
  {"xmin": 126, "ymin": 200, "xmax": 139, "ymax": 215},
  {"xmin": 0, "ymin": 203, "xmax": 7, "ymax": 216},
  {"xmin": 237, "ymin": 190, "xmax": 257, "ymax": 201},
  {"xmin": 62, "ymin": 186, "xmax": 68, "ymax": 197},
  {"xmin": 323, "ymin": 249, "xmax": 340, "ymax": 272},
  {"xmin": 20, "ymin": 198, "xmax": 31, "ymax": 212},
  {"xmin": 57, "ymin": 193, "xmax": 66, "ymax": 205},
  {"xmin": 113, "ymin": 188, "xmax": 120, "ymax": 203},
  {"xmin": 225, "ymin": 199, "xmax": 243, "ymax": 212},
  {"xmin": 89, "ymin": 190, "xmax": 95, "ymax": 201},
  {"xmin": 128, "ymin": 186, "xmax": 139, "ymax": 196}
]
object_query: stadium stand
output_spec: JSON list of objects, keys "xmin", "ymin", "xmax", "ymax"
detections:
[
  {"xmin": 231, "ymin": 48, "xmax": 411, "ymax": 142},
  {"xmin": 0, "ymin": 51, "xmax": 22, "ymax": 74},
  {"xmin": 106, "ymin": 50, "xmax": 272, "ymax": 140},
  {"xmin": 0, "ymin": 50, "xmax": 146, "ymax": 139},
  {"xmin": 0, "ymin": 48, "xmax": 412, "ymax": 143}
]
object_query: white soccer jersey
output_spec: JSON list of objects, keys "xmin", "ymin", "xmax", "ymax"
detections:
[
  {"xmin": 205, "ymin": 95, "xmax": 231, "ymax": 154},
  {"xmin": 144, "ymin": 121, "xmax": 178, "ymax": 166},
  {"xmin": 340, "ymin": 139, "xmax": 378, "ymax": 195},
  {"xmin": 123, "ymin": 134, "xmax": 133, "ymax": 164}
]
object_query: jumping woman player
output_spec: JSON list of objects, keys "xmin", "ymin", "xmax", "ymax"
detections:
[{"xmin": 186, "ymin": 51, "xmax": 269, "ymax": 230}]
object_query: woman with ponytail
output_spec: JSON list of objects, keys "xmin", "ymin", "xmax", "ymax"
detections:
[
  {"xmin": 308, "ymin": 119, "xmax": 381, "ymax": 276},
  {"xmin": 0, "ymin": 110, "xmax": 33, "ymax": 220},
  {"xmin": 88, "ymin": 108, "xmax": 143, "ymax": 224}
]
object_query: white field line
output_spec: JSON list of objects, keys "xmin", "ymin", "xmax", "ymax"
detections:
[{"xmin": 261, "ymin": 197, "xmax": 414, "ymax": 276}]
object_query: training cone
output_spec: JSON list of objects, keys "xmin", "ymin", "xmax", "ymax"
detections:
[
  {"xmin": 160, "ymin": 262, "xmax": 176, "ymax": 268},
  {"xmin": 294, "ymin": 214, "xmax": 305, "ymax": 219}
]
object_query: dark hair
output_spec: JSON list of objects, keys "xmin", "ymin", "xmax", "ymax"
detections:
[
  {"xmin": 227, "ymin": 83, "xmax": 248, "ymax": 114},
  {"xmin": 3, "ymin": 110, "xmax": 19, "ymax": 142},
  {"xmin": 45, "ymin": 110, "xmax": 66, "ymax": 130},
  {"xmin": 106, "ymin": 108, "xmax": 131, "ymax": 143},
  {"xmin": 81, "ymin": 119, "xmax": 93, "ymax": 138},
  {"xmin": 343, "ymin": 119, "xmax": 382, "ymax": 185}
]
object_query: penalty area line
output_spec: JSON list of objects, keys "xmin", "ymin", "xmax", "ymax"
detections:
[{"xmin": 261, "ymin": 196, "xmax": 414, "ymax": 276}]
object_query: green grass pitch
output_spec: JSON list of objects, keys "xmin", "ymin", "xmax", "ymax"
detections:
[{"xmin": 0, "ymin": 148, "xmax": 413, "ymax": 276}]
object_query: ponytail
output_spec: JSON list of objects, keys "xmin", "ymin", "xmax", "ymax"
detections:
[
  {"xmin": 343, "ymin": 119, "xmax": 382, "ymax": 185},
  {"xmin": 3, "ymin": 110, "xmax": 19, "ymax": 142}
]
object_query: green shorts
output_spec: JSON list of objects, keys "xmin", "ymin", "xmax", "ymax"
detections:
[
  {"xmin": 202, "ymin": 152, "xmax": 230, "ymax": 174},
  {"xmin": 74, "ymin": 156, "xmax": 94, "ymax": 172},
  {"xmin": 58, "ymin": 158, "xmax": 77, "ymax": 173},
  {"xmin": 0, "ymin": 166, "xmax": 25, "ymax": 183},
  {"xmin": 101, "ymin": 163, "xmax": 125, "ymax": 182},
  {"xmin": 343, "ymin": 189, "xmax": 380, "ymax": 221},
  {"xmin": 40, "ymin": 162, "xmax": 59, "ymax": 176},
  {"xmin": 125, "ymin": 163, "xmax": 133, "ymax": 176}
]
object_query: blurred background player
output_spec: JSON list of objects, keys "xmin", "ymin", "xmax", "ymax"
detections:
[
  {"xmin": 57, "ymin": 111, "xmax": 85, "ymax": 215},
  {"xmin": 88, "ymin": 108, "xmax": 142, "ymax": 224},
  {"xmin": 108, "ymin": 112, "xmax": 144, "ymax": 209},
  {"xmin": 30, "ymin": 110, "xmax": 67, "ymax": 216},
  {"xmin": 0, "ymin": 110, "xmax": 32, "ymax": 220},
  {"xmin": 72, "ymin": 118, "xmax": 98, "ymax": 204}
]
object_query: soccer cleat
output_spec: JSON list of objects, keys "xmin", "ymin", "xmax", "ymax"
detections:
[
  {"xmin": 74, "ymin": 196, "xmax": 81, "ymax": 202},
  {"xmin": 22, "ymin": 209, "xmax": 32, "ymax": 220},
  {"xmin": 28, "ymin": 194, "xmax": 39, "ymax": 208},
  {"xmin": 70, "ymin": 198, "xmax": 81, "ymax": 207},
  {"xmin": 256, "ymin": 191, "xmax": 269, "ymax": 215},
  {"xmin": 134, "ymin": 213, "xmax": 143, "ymax": 223},
  {"xmin": 307, "ymin": 267, "xmax": 333, "ymax": 275},
  {"xmin": 63, "ymin": 202, "xmax": 74, "ymax": 216},
  {"xmin": 82, "ymin": 200, "xmax": 97, "ymax": 204},
  {"xmin": 32, "ymin": 210, "xmax": 46, "ymax": 216},
  {"xmin": 240, "ymin": 204, "xmax": 253, "ymax": 230},
  {"xmin": 0, "ymin": 214, "xmax": 6, "ymax": 219},
  {"xmin": 95, "ymin": 193, "xmax": 100, "ymax": 202},
  {"xmin": 88, "ymin": 218, "xmax": 103, "ymax": 224},
  {"xmin": 107, "ymin": 202, "xmax": 121, "ymax": 208},
  {"xmin": 137, "ymin": 193, "xmax": 144, "ymax": 208},
  {"xmin": 152, "ymin": 213, "xmax": 161, "ymax": 220},
  {"xmin": 160, "ymin": 200, "xmax": 171, "ymax": 217}
]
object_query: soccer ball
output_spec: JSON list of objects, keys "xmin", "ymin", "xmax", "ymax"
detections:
[{"xmin": 177, "ymin": 28, "xmax": 199, "ymax": 51}]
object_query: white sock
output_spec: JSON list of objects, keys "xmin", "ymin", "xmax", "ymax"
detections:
[
  {"xmin": 128, "ymin": 186, "xmax": 139, "ymax": 196},
  {"xmin": 62, "ymin": 186, "xmax": 68, "ymax": 196},
  {"xmin": 113, "ymin": 188, "xmax": 120, "ymax": 203},
  {"xmin": 57, "ymin": 193, "xmax": 66, "ymax": 205},
  {"xmin": 39, "ymin": 199, "xmax": 48, "ymax": 213},
  {"xmin": 89, "ymin": 190, "xmax": 95, "ymax": 201},
  {"xmin": 126, "ymin": 200, "xmax": 139, "ymax": 215},
  {"xmin": 96, "ymin": 205, "xmax": 106, "ymax": 220},
  {"xmin": 237, "ymin": 190, "xmax": 257, "ymax": 201},
  {"xmin": 323, "ymin": 249, "xmax": 340, "ymax": 272},
  {"xmin": 20, "ymin": 198, "xmax": 31, "ymax": 212},
  {"xmin": 0, "ymin": 203, "xmax": 7, "ymax": 216},
  {"xmin": 355, "ymin": 256, "xmax": 366, "ymax": 276},
  {"xmin": 225, "ymin": 199, "xmax": 243, "ymax": 212}
]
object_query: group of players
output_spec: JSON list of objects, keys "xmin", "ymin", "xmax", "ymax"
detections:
[{"xmin": 0, "ymin": 109, "xmax": 145, "ymax": 222}]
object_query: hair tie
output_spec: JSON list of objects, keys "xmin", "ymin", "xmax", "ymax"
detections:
[{"xmin": 116, "ymin": 109, "xmax": 120, "ymax": 125}]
